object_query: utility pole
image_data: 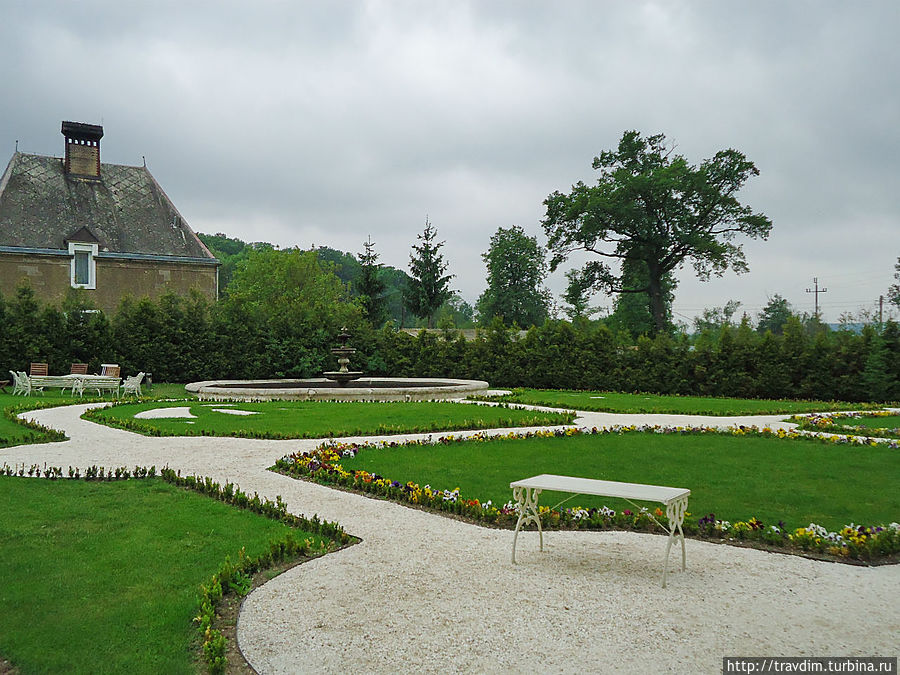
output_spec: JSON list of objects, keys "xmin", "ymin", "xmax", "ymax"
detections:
[
  {"xmin": 879, "ymin": 295, "xmax": 884, "ymax": 324},
  {"xmin": 806, "ymin": 277, "xmax": 828, "ymax": 318}
]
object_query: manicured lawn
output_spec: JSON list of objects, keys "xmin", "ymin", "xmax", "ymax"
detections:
[
  {"xmin": 0, "ymin": 476, "xmax": 328, "ymax": 674},
  {"xmin": 841, "ymin": 414, "xmax": 900, "ymax": 430},
  {"xmin": 0, "ymin": 390, "xmax": 83, "ymax": 447},
  {"xmin": 487, "ymin": 388, "xmax": 880, "ymax": 415},
  {"xmin": 336, "ymin": 432, "xmax": 899, "ymax": 530},
  {"xmin": 86, "ymin": 400, "xmax": 575, "ymax": 439},
  {"xmin": 0, "ymin": 384, "xmax": 194, "ymax": 448}
]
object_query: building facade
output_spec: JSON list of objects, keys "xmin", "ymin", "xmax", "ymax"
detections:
[{"xmin": 0, "ymin": 122, "xmax": 218, "ymax": 314}]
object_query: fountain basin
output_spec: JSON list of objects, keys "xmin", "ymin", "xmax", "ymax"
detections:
[{"xmin": 185, "ymin": 377, "xmax": 491, "ymax": 402}]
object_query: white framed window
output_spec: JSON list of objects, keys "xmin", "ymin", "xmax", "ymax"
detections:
[{"xmin": 68, "ymin": 242, "xmax": 98, "ymax": 289}]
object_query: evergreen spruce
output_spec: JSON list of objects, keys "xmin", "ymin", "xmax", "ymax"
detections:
[
  {"xmin": 357, "ymin": 236, "xmax": 388, "ymax": 327},
  {"xmin": 404, "ymin": 219, "xmax": 454, "ymax": 328}
]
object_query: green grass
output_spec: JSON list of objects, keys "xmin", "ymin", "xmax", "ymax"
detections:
[
  {"xmin": 794, "ymin": 413, "xmax": 900, "ymax": 440},
  {"xmin": 336, "ymin": 432, "xmax": 899, "ymax": 530},
  {"xmin": 840, "ymin": 414, "xmax": 900, "ymax": 430},
  {"xmin": 0, "ymin": 476, "xmax": 328, "ymax": 674},
  {"xmin": 85, "ymin": 400, "xmax": 574, "ymax": 439},
  {"xmin": 0, "ymin": 383, "xmax": 195, "ymax": 448},
  {"xmin": 486, "ymin": 388, "xmax": 881, "ymax": 415}
]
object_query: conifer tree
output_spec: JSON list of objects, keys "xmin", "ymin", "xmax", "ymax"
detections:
[
  {"xmin": 357, "ymin": 236, "xmax": 387, "ymax": 327},
  {"xmin": 404, "ymin": 219, "xmax": 454, "ymax": 328}
]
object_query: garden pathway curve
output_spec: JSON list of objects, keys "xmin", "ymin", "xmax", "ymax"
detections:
[{"xmin": 5, "ymin": 404, "xmax": 899, "ymax": 674}]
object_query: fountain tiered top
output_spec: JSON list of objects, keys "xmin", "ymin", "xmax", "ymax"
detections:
[{"xmin": 322, "ymin": 327, "xmax": 363, "ymax": 385}]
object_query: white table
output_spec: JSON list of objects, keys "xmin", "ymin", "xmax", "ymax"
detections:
[{"xmin": 510, "ymin": 474, "xmax": 690, "ymax": 588}]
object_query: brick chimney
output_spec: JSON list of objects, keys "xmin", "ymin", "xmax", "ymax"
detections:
[{"xmin": 61, "ymin": 121, "xmax": 103, "ymax": 178}]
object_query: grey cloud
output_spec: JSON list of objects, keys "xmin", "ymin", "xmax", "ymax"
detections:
[{"xmin": 2, "ymin": 1, "xmax": 898, "ymax": 321}]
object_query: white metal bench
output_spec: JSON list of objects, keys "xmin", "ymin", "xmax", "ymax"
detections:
[
  {"xmin": 27, "ymin": 375, "xmax": 76, "ymax": 395},
  {"xmin": 76, "ymin": 375, "xmax": 122, "ymax": 397},
  {"xmin": 510, "ymin": 474, "xmax": 690, "ymax": 588}
]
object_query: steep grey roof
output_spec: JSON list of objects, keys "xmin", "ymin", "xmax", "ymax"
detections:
[{"xmin": 0, "ymin": 152, "xmax": 215, "ymax": 260}]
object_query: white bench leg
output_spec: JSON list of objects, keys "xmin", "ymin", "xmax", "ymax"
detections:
[
  {"xmin": 511, "ymin": 486, "xmax": 543, "ymax": 564},
  {"xmin": 662, "ymin": 496, "xmax": 689, "ymax": 588}
]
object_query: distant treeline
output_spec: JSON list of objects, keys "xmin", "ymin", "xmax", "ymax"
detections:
[{"xmin": 2, "ymin": 285, "xmax": 897, "ymax": 403}]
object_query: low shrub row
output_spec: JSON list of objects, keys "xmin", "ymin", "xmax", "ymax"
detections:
[{"xmin": 1, "ymin": 401, "xmax": 68, "ymax": 446}]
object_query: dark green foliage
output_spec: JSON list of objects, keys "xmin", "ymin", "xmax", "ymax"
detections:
[
  {"xmin": 0, "ymin": 276, "xmax": 897, "ymax": 401},
  {"xmin": 315, "ymin": 245, "xmax": 362, "ymax": 287},
  {"xmin": 61, "ymin": 290, "xmax": 114, "ymax": 372},
  {"xmin": 7, "ymin": 282, "xmax": 51, "ymax": 369},
  {"xmin": 861, "ymin": 332, "xmax": 892, "ymax": 402},
  {"xmin": 692, "ymin": 299, "xmax": 742, "ymax": 334},
  {"xmin": 882, "ymin": 321, "xmax": 900, "ymax": 400},
  {"xmin": 356, "ymin": 236, "xmax": 388, "ymax": 327}
]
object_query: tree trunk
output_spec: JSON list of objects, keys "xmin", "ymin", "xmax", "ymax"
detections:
[{"xmin": 647, "ymin": 264, "xmax": 667, "ymax": 335}]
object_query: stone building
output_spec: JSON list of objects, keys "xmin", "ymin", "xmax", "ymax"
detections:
[{"xmin": 0, "ymin": 121, "xmax": 218, "ymax": 314}]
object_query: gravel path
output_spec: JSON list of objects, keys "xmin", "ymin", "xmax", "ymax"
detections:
[{"xmin": 5, "ymin": 405, "xmax": 898, "ymax": 674}]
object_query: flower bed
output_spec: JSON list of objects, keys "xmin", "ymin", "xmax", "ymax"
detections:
[
  {"xmin": 789, "ymin": 411, "xmax": 900, "ymax": 440},
  {"xmin": 272, "ymin": 424, "xmax": 900, "ymax": 563}
]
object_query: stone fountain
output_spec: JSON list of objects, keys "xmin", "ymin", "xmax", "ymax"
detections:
[
  {"xmin": 185, "ymin": 326, "xmax": 490, "ymax": 401},
  {"xmin": 322, "ymin": 327, "xmax": 364, "ymax": 385}
]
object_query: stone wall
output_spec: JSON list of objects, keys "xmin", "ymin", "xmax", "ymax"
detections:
[{"xmin": 0, "ymin": 252, "xmax": 217, "ymax": 313}]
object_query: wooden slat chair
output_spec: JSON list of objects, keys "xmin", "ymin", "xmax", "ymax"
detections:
[
  {"xmin": 100, "ymin": 364, "xmax": 120, "ymax": 378},
  {"xmin": 30, "ymin": 362, "xmax": 48, "ymax": 376},
  {"xmin": 70, "ymin": 363, "xmax": 89, "ymax": 375}
]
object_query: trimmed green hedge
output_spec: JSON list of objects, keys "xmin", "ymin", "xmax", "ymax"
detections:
[{"xmin": 2, "ymin": 284, "xmax": 899, "ymax": 402}]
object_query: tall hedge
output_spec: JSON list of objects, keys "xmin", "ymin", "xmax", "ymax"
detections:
[{"xmin": 0, "ymin": 285, "xmax": 897, "ymax": 403}]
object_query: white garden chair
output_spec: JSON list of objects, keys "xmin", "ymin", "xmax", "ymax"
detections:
[
  {"xmin": 10, "ymin": 370, "xmax": 30, "ymax": 396},
  {"xmin": 18, "ymin": 371, "xmax": 38, "ymax": 395},
  {"xmin": 121, "ymin": 372, "xmax": 145, "ymax": 398}
]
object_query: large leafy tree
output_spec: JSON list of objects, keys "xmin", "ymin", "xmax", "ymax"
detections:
[
  {"xmin": 476, "ymin": 225, "xmax": 551, "ymax": 327},
  {"xmin": 542, "ymin": 130, "xmax": 773, "ymax": 334},
  {"xmin": 756, "ymin": 294, "xmax": 794, "ymax": 335},
  {"xmin": 404, "ymin": 219, "xmax": 454, "ymax": 328},
  {"xmin": 226, "ymin": 247, "xmax": 358, "ymax": 332},
  {"xmin": 356, "ymin": 236, "xmax": 387, "ymax": 327}
]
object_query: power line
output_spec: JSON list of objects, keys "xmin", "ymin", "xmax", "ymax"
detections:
[{"xmin": 805, "ymin": 277, "xmax": 828, "ymax": 317}]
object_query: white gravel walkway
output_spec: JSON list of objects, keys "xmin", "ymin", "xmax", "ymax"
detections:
[{"xmin": 5, "ymin": 404, "xmax": 898, "ymax": 674}]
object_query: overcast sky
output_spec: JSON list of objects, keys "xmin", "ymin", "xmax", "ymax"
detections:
[{"xmin": 2, "ymin": 1, "xmax": 898, "ymax": 324}]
